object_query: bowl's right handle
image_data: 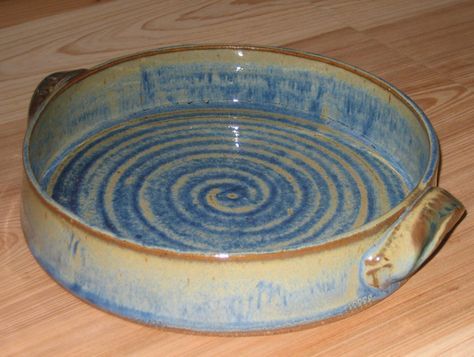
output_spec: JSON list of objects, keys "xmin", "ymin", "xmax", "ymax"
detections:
[
  {"xmin": 363, "ymin": 187, "xmax": 465, "ymax": 290},
  {"xmin": 28, "ymin": 69, "xmax": 87, "ymax": 125}
]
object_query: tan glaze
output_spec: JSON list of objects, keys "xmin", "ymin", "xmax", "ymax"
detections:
[
  {"xmin": 21, "ymin": 45, "xmax": 466, "ymax": 334},
  {"xmin": 364, "ymin": 187, "xmax": 466, "ymax": 289}
]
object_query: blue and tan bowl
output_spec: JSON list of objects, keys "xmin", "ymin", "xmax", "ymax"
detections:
[{"xmin": 21, "ymin": 45, "xmax": 465, "ymax": 334}]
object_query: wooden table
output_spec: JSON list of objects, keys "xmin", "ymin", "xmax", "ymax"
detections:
[{"xmin": 1, "ymin": 1, "xmax": 473, "ymax": 355}]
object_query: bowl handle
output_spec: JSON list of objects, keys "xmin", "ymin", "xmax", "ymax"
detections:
[
  {"xmin": 28, "ymin": 69, "xmax": 87, "ymax": 125},
  {"xmin": 363, "ymin": 187, "xmax": 465, "ymax": 290}
]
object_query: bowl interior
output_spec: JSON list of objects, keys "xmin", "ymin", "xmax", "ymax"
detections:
[{"xmin": 26, "ymin": 47, "xmax": 435, "ymax": 254}]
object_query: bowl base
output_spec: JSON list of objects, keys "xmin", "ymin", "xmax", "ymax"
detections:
[{"xmin": 44, "ymin": 108, "xmax": 410, "ymax": 254}]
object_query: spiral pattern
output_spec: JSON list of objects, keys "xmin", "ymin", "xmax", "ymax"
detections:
[{"xmin": 48, "ymin": 109, "xmax": 409, "ymax": 253}]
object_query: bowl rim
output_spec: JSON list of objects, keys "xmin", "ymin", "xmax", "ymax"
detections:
[{"xmin": 23, "ymin": 44, "xmax": 440, "ymax": 261}]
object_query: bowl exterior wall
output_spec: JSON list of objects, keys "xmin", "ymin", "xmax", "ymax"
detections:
[{"xmin": 22, "ymin": 177, "xmax": 403, "ymax": 333}]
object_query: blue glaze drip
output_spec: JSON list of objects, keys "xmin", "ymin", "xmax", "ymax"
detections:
[{"xmin": 31, "ymin": 63, "xmax": 432, "ymax": 192}]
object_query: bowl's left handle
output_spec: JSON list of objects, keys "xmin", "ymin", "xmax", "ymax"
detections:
[
  {"xmin": 362, "ymin": 186, "xmax": 465, "ymax": 290},
  {"xmin": 28, "ymin": 69, "xmax": 88, "ymax": 125}
]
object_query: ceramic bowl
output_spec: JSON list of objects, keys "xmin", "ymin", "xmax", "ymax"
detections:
[{"xmin": 22, "ymin": 45, "xmax": 465, "ymax": 334}]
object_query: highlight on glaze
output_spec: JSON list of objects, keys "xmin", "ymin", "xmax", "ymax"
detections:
[{"xmin": 22, "ymin": 45, "xmax": 465, "ymax": 334}]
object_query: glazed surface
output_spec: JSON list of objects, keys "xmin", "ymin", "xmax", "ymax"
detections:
[{"xmin": 45, "ymin": 108, "xmax": 409, "ymax": 253}]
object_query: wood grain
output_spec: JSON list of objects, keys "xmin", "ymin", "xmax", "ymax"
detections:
[
  {"xmin": 1, "ymin": 0, "xmax": 473, "ymax": 355},
  {"xmin": 0, "ymin": 0, "xmax": 114, "ymax": 29}
]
